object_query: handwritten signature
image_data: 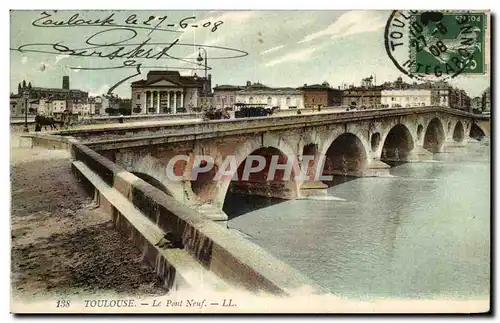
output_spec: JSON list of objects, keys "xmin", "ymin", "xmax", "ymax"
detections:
[{"xmin": 11, "ymin": 11, "xmax": 248, "ymax": 95}]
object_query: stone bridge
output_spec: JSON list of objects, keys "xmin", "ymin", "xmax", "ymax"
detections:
[{"xmin": 66, "ymin": 107, "xmax": 489, "ymax": 222}]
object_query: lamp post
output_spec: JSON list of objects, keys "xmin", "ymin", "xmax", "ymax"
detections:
[
  {"xmin": 197, "ymin": 47, "xmax": 209, "ymax": 113},
  {"xmin": 197, "ymin": 47, "xmax": 208, "ymax": 79},
  {"xmin": 22, "ymin": 87, "xmax": 31, "ymax": 132}
]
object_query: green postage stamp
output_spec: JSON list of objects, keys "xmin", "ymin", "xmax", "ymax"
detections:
[{"xmin": 409, "ymin": 11, "xmax": 487, "ymax": 76}]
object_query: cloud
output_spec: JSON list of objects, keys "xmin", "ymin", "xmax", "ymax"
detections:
[
  {"xmin": 174, "ymin": 35, "xmax": 228, "ymax": 70},
  {"xmin": 261, "ymin": 45, "xmax": 285, "ymax": 55},
  {"xmin": 55, "ymin": 54, "xmax": 70, "ymax": 64},
  {"xmin": 89, "ymin": 84, "xmax": 110, "ymax": 97},
  {"xmin": 265, "ymin": 45, "xmax": 326, "ymax": 67},
  {"xmin": 37, "ymin": 62, "xmax": 49, "ymax": 72},
  {"xmin": 177, "ymin": 11, "xmax": 255, "ymax": 41},
  {"xmin": 206, "ymin": 11, "xmax": 254, "ymax": 24},
  {"xmin": 298, "ymin": 11, "xmax": 387, "ymax": 44}
]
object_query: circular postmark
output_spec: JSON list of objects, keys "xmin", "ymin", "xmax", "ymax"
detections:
[{"xmin": 384, "ymin": 10, "xmax": 486, "ymax": 81}]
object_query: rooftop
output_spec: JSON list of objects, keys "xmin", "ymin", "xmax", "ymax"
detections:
[
  {"xmin": 31, "ymin": 87, "xmax": 87, "ymax": 93},
  {"xmin": 213, "ymin": 85, "xmax": 243, "ymax": 91},
  {"xmin": 131, "ymin": 71, "xmax": 208, "ymax": 88}
]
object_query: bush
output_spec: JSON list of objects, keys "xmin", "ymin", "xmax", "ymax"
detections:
[
  {"xmin": 105, "ymin": 108, "xmax": 117, "ymax": 115},
  {"xmin": 118, "ymin": 107, "xmax": 131, "ymax": 115},
  {"xmin": 133, "ymin": 107, "xmax": 142, "ymax": 114}
]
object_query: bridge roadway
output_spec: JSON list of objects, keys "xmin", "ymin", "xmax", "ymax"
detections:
[
  {"xmin": 52, "ymin": 105, "xmax": 490, "ymax": 221},
  {"xmin": 56, "ymin": 106, "xmax": 486, "ymax": 150}
]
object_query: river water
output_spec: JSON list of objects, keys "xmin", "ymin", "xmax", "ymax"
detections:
[{"xmin": 226, "ymin": 140, "xmax": 490, "ymax": 300}]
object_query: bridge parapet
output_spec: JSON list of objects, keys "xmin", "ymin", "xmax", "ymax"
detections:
[
  {"xmin": 67, "ymin": 140, "xmax": 327, "ymax": 295},
  {"xmin": 55, "ymin": 106, "xmax": 477, "ymax": 143}
]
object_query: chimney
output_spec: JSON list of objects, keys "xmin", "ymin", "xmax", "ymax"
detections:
[
  {"xmin": 304, "ymin": 83, "xmax": 307, "ymax": 87},
  {"xmin": 246, "ymin": 81, "xmax": 251, "ymax": 87},
  {"xmin": 62, "ymin": 76, "xmax": 69, "ymax": 90}
]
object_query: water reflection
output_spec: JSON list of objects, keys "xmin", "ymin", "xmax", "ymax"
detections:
[
  {"xmin": 222, "ymin": 192, "xmax": 284, "ymax": 220},
  {"xmin": 227, "ymin": 142, "xmax": 490, "ymax": 300}
]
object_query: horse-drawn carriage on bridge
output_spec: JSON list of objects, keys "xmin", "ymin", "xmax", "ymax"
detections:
[
  {"xmin": 203, "ymin": 103, "xmax": 280, "ymax": 121},
  {"xmin": 233, "ymin": 103, "xmax": 279, "ymax": 118}
]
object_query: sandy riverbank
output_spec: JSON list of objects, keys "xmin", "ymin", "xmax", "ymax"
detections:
[{"xmin": 10, "ymin": 142, "xmax": 168, "ymax": 300}]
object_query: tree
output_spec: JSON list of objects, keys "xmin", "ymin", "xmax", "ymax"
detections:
[
  {"xmin": 18, "ymin": 83, "xmax": 21, "ymax": 94},
  {"xmin": 22, "ymin": 80, "xmax": 26, "ymax": 88},
  {"xmin": 118, "ymin": 107, "xmax": 131, "ymax": 115},
  {"xmin": 105, "ymin": 107, "xmax": 117, "ymax": 115},
  {"xmin": 118, "ymin": 99, "xmax": 131, "ymax": 115},
  {"xmin": 133, "ymin": 107, "xmax": 142, "ymax": 114}
]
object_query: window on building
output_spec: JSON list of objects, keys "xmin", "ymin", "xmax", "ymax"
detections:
[
  {"xmin": 136, "ymin": 93, "xmax": 141, "ymax": 100},
  {"xmin": 391, "ymin": 97, "xmax": 395, "ymax": 101},
  {"xmin": 249, "ymin": 97, "xmax": 254, "ymax": 104},
  {"xmin": 286, "ymin": 97, "xmax": 291, "ymax": 106},
  {"xmin": 267, "ymin": 97, "xmax": 272, "ymax": 105}
]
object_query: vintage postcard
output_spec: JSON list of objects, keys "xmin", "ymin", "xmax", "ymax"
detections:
[{"xmin": 9, "ymin": 9, "xmax": 491, "ymax": 314}]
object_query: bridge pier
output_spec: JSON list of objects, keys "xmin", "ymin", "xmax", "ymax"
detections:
[
  {"xmin": 228, "ymin": 180, "xmax": 297, "ymax": 200},
  {"xmin": 443, "ymin": 139, "xmax": 467, "ymax": 153},
  {"xmin": 196, "ymin": 203, "xmax": 228, "ymax": 224},
  {"xmin": 407, "ymin": 146, "xmax": 435, "ymax": 162},
  {"xmin": 363, "ymin": 159, "xmax": 391, "ymax": 177},
  {"xmin": 300, "ymin": 180, "xmax": 329, "ymax": 197}
]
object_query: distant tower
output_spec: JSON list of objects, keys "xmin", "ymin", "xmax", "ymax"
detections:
[{"xmin": 62, "ymin": 76, "xmax": 70, "ymax": 90}]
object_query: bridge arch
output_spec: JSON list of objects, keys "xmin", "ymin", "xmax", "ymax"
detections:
[
  {"xmin": 417, "ymin": 124, "xmax": 424, "ymax": 141},
  {"xmin": 128, "ymin": 154, "xmax": 197, "ymax": 205},
  {"xmin": 476, "ymin": 120, "xmax": 490, "ymax": 137},
  {"xmin": 320, "ymin": 132, "xmax": 370, "ymax": 177},
  {"xmin": 423, "ymin": 118, "xmax": 446, "ymax": 153},
  {"xmin": 469, "ymin": 122, "xmax": 486, "ymax": 141},
  {"xmin": 380, "ymin": 124, "xmax": 415, "ymax": 164},
  {"xmin": 452, "ymin": 121, "xmax": 465, "ymax": 143},
  {"xmin": 371, "ymin": 132, "xmax": 381, "ymax": 152},
  {"xmin": 215, "ymin": 136, "xmax": 301, "ymax": 209},
  {"xmin": 132, "ymin": 172, "xmax": 173, "ymax": 197}
]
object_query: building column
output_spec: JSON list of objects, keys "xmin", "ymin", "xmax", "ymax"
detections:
[
  {"xmin": 180, "ymin": 92, "xmax": 184, "ymax": 112},
  {"xmin": 149, "ymin": 91, "xmax": 153, "ymax": 114},
  {"xmin": 143, "ymin": 91, "xmax": 147, "ymax": 114},
  {"xmin": 156, "ymin": 91, "xmax": 160, "ymax": 114},
  {"xmin": 174, "ymin": 91, "xmax": 178, "ymax": 114},
  {"xmin": 167, "ymin": 91, "xmax": 171, "ymax": 114}
]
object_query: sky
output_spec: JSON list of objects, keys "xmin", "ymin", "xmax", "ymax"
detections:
[{"xmin": 10, "ymin": 10, "xmax": 490, "ymax": 98}]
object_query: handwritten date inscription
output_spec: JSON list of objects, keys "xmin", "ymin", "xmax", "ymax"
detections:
[
  {"xmin": 34, "ymin": 12, "xmax": 224, "ymax": 33},
  {"xmin": 12, "ymin": 11, "xmax": 247, "ymax": 96}
]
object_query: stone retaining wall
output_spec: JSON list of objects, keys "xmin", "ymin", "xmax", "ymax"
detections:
[{"xmin": 25, "ymin": 136, "xmax": 327, "ymax": 295}]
